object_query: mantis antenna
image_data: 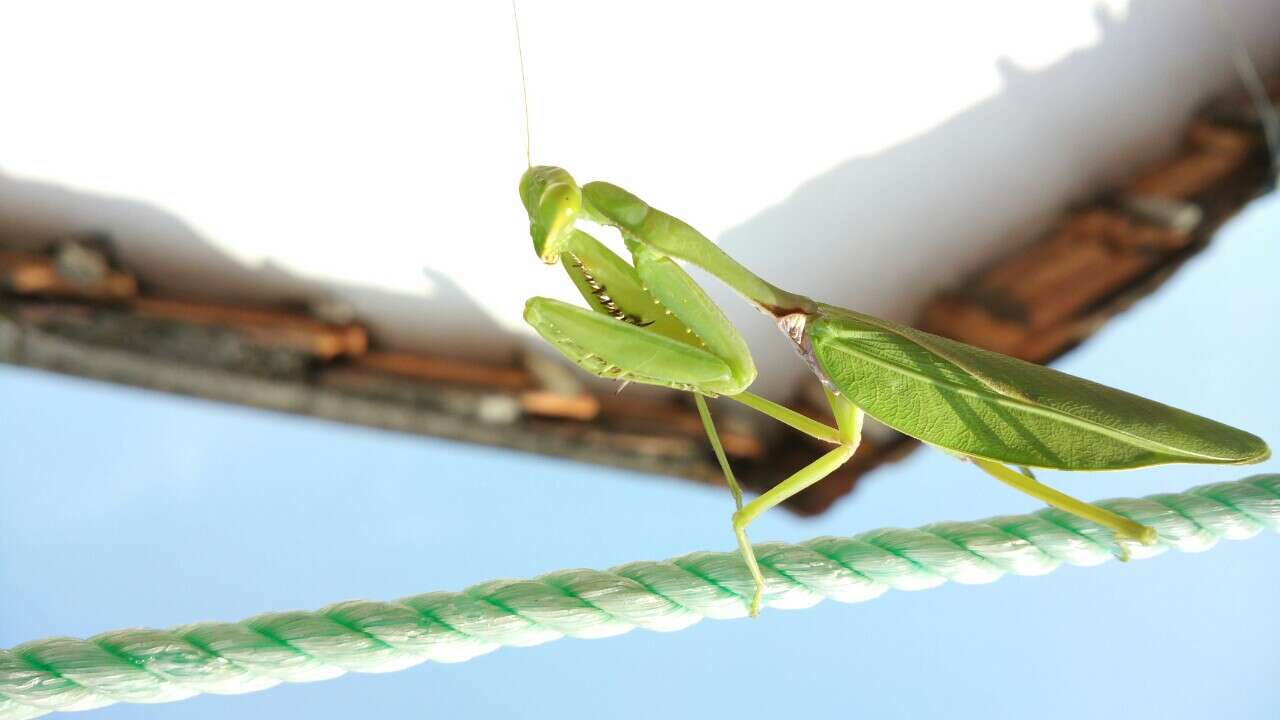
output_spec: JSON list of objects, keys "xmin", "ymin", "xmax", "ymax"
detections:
[{"xmin": 511, "ymin": 0, "xmax": 532, "ymax": 168}]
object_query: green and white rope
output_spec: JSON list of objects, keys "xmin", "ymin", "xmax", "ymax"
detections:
[{"xmin": 3, "ymin": 474, "xmax": 1277, "ymax": 719}]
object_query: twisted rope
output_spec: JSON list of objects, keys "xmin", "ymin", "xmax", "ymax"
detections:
[{"xmin": 3, "ymin": 475, "xmax": 1277, "ymax": 719}]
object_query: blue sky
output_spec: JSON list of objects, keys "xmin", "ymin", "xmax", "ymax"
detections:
[{"xmin": 2, "ymin": 194, "xmax": 1278, "ymax": 719}]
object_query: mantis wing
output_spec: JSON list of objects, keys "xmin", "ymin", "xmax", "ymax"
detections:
[{"xmin": 807, "ymin": 305, "xmax": 1269, "ymax": 470}]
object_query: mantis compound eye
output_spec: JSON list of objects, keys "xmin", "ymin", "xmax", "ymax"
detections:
[{"xmin": 519, "ymin": 165, "xmax": 581, "ymax": 264}]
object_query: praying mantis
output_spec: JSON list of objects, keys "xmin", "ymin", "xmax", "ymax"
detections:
[{"xmin": 517, "ymin": 165, "xmax": 1270, "ymax": 617}]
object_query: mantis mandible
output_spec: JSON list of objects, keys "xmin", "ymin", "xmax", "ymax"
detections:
[{"xmin": 518, "ymin": 165, "xmax": 1270, "ymax": 617}]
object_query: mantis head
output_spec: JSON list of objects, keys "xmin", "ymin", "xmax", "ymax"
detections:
[{"xmin": 519, "ymin": 165, "xmax": 581, "ymax": 264}]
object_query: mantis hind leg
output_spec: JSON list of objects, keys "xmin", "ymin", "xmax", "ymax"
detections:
[
  {"xmin": 731, "ymin": 391, "xmax": 864, "ymax": 616},
  {"xmin": 970, "ymin": 458, "xmax": 1157, "ymax": 557}
]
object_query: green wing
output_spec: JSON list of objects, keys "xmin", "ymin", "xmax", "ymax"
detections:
[{"xmin": 807, "ymin": 305, "xmax": 1269, "ymax": 470}]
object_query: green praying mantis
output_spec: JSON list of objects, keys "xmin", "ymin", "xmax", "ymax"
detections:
[{"xmin": 517, "ymin": 165, "xmax": 1270, "ymax": 617}]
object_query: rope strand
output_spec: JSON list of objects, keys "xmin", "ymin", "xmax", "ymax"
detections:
[{"xmin": 2, "ymin": 474, "xmax": 1276, "ymax": 719}]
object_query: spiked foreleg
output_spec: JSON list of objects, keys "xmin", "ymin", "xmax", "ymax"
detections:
[{"xmin": 524, "ymin": 298, "xmax": 733, "ymax": 392}]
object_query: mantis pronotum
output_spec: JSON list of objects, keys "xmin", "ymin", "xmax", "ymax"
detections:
[{"xmin": 517, "ymin": 166, "xmax": 1269, "ymax": 617}]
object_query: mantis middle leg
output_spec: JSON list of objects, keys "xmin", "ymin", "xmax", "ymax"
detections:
[
  {"xmin": 695, "ymin": 387, "xmax": 849, "ymax": 512},
  {"xmin": 694, "ymin": 394, "xmax": 744, "ymax": 511},
  {"xmin": 724, "ymin": 388, "xmax": 864, "ymax": 617}
]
